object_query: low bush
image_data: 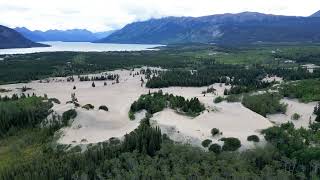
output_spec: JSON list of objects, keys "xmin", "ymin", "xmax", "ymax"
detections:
[
  {"xmin": 291, "ymin": 113, "xmax": 301, "ymax": 120},
  {"xmin": 214, "ymin": 96, "xmax": 224, "ymax": 103},
  {"xmin": 211, "ymin": 128, "xmax": 220, "ymax": 137},
  {"xmin": 201, "ymin": 139, "xmax": 212, "ymax": 147},
  {"xmin": 247, "ymin": 135, "xmax": 260, "ymax": 142},
  {"xmin": 128, "ymin": 111, "xmax": 135, "ymax": 120},
  {"xmin": 99, "ymin": 105, "xmax": 109, "ymax": 111},
  {"xmin": 209, "ymin": 143, "xmax": 221, "ymax": 154},
  {"xmin": 82, "ymin": 104, "xmax": 94, "ymax": 110}
]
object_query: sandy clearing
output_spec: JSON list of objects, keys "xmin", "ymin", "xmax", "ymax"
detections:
[
  {"xmin": 267, "ymin": 98, "xmax": 317, "ymax": 128},
  {"xmin": 151, "ymin": 102, "xmax": 272, "ymax": 150},
  {"xmin": 0, "ymin": 67, "xmax": 301, "ymax": 150},
  {"xmin": 302, "ymin": 64, "xmax": 320, "ymax": 73},
  {"xmin": 262, "ymin": 75, "xmax": 283, "ymax": 83}
]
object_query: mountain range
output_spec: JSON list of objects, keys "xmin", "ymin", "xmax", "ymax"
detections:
[
  {"xmin": 0, "ymin": 25, "xmax": 48, "ymax": 49},
  {"xmin": 14, "ymin": 27, "xmax": 115, "ymax": 42},
  {"xmin": 97, "ymin": 11, "xmax": 320, "ymax": 45}
]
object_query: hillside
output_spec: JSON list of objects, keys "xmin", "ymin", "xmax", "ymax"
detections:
[
  {"xmin": 310, "ymin": 10, "xmax": 320, "ymax": 17},
  {"xmin": 15, "ymin": 27, "xmax": 115, "ymax": 42},
  {"xmin": 96, "ymin": 12, "xmax": 320, "ymax": 44},
  {"xmin": 0, "ymin": 25, "xmax": 48, "ymax": 49}
]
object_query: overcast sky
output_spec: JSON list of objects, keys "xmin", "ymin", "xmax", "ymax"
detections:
[{"xmin": 1, "ymin": 0, "xmax": 320, "ymax": 32}]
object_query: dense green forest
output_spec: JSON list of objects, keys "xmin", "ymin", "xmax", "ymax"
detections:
[
  {"xmin": 130, "ymin": 91, "xmax": 205, "ymax": 118},
  {"xmin": 0, "ymin": 95, "xmax": 52, "ymax": 137}
]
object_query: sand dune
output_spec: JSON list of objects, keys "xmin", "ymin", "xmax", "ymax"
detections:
[{"xmin": 0, "ymin": 67, "xmax": 315, "ymax": 149}]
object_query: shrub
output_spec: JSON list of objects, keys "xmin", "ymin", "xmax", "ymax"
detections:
[
  {"xmin": 62, "ymin": 109, "xmax": 77, "ymax": 126},
  {"xmin": 221, "ymin": 137, "xmax": 241, "ymax": 151},
  {"xmin": 99, "ymin": 105, "xmax": 109, "ymax": 111},
  {"xmin": 247, "ymin": 135, "xmax": 260, "ymax": 142},
  {"xmin": 291, "ymin": 113, "xmax": 301, "ymax": 120},
  {"xmin": 128, "ymin": 111, "xmax": 135, "ymax": 120},
  {"xmin": 211, "ymin": 128, "xmax": 220, "ymax": 137},
  {"xmin": 92, "ymin": 82, "xmax": 95, "ymax": 87},
  {"xmin": 82, "ymin": 104, "xmax": 94, "ymax": 110},
  {"xmin": 225, "ymin": 94, "xmax": 241, "ymax": 102},
  {"xmin": 214, "ymin": 96, "xmax": 224, "ymax": 103},
  {"xmin": 48, "ymin": 98, "xmax": 61, "ymax": 104},
  {"xmin": 201, "ymin": 139, "xmax": 212, "ymax": 147},
  {"xmin": 209, "ymin": 143, "xmax": 221, "ymax": 154}
]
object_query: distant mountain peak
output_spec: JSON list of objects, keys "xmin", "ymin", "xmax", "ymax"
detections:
[
  {"xmin": 14, "ymin": 27, "xmax": 115, "ymax": 42},
  {"xmin": 0, "ymin": 25, "xmax": 48, "ymax": 49},
  {"xmin": 310, "ymin": 10, "xmax": 320, "ymax": 17}
]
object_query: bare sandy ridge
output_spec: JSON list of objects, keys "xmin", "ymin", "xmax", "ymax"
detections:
[{"xmin": 0, "ymin": 67, "xmax": 316, "ymax": 149}]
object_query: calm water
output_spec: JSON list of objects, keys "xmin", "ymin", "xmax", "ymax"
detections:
[{"xmin": 0, "ymin": 41, "xmax": 163, "ymax": 55}]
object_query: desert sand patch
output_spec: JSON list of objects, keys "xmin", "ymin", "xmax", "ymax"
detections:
[{"xmin": 0, "ymin": 67, "xmax": 313, "ymax": 149}]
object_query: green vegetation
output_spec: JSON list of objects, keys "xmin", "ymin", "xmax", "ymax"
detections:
[
  {"xmin": 1, "ymin": 93, "xmax": 320, "ymax": 179},
  {"xmin": 208, "ymin": 143, "xmax": 222, "ymax": 154},
  {"xmin": 82, "ymin": 104, "xmax": 94, "ymax": 110},
  {"xmin": 0, "ymin": 95, "xmax": 52, "ymax": 137},
  {"xmin": 98, "ymin": 105, "xmax": 109, "ymax": 111},
  {"xmin": 62, "ymin": 109, "xmax": 77, "ymax": 126},
  {"xmin": 291, "ymin": 113, "xmax": 301, "ymax": 120},
  {"xmin": 130, "ymin": 91, "xmax": 205, "ymax": 117},
  {"xmin": 221, "ymin": 137, "xmax": 242, "ymax": 151},
  {"xmin": 247, "ymin": 135, "xmax": 260, "ymax": 142},
  {"xmin": 201, "ymin": 139, "xmax": 212, "ymax": 147},
  {"xmin": 314, "ymin": 103, "xmax": 320, "ymax": 122},
  {"xmin": 215, "ymin": 94, "xmax": 241, "ymax": 103},
  {"xmin": 214, "ymin": 96, "xmax": 224, "ymax": 103},
  {"xmin": 242, "ymin": 93, "xmax": 287, "ymax": 117},
  {"xmin": 2, "ymin": 44, "xmax": 320, "ymax": 179},
  {"xmin": 280, "ymin": 79, "xmax": 320, "ymax": 102},
  {"xmin": 211, "ymin": 128, "xmax": 220, "ymax": 137}
]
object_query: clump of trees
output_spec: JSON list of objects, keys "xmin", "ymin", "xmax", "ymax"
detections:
[
  {"xmin": 220, "ymin": 137, "xmax": 241, "ymax": 151},
  {"xmin": 62, "ymin": 109, "xmax": 77, "ymax": 126},
  {"xmin": 130, "ymin": 91, "xmax": 205, "ymax": 117},
  {"xmin": 242, "ymin": 93, "xmax": 287, "ymax": 117},
  {"xmin": 247, "ymin": 135, "xmax": 260, "ymax": 142}
]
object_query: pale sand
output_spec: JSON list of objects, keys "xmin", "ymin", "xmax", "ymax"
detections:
[
  {"xmin": 267, "ymin": 98, "xmax": 317, "ymax": 128},
  {"xmin": 0, "ymin": 67, "xmax": 309, "ymax": 150},
  {"xmin": 262, "ymin": 75, "xmax": 283, "ymax": 83}
]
